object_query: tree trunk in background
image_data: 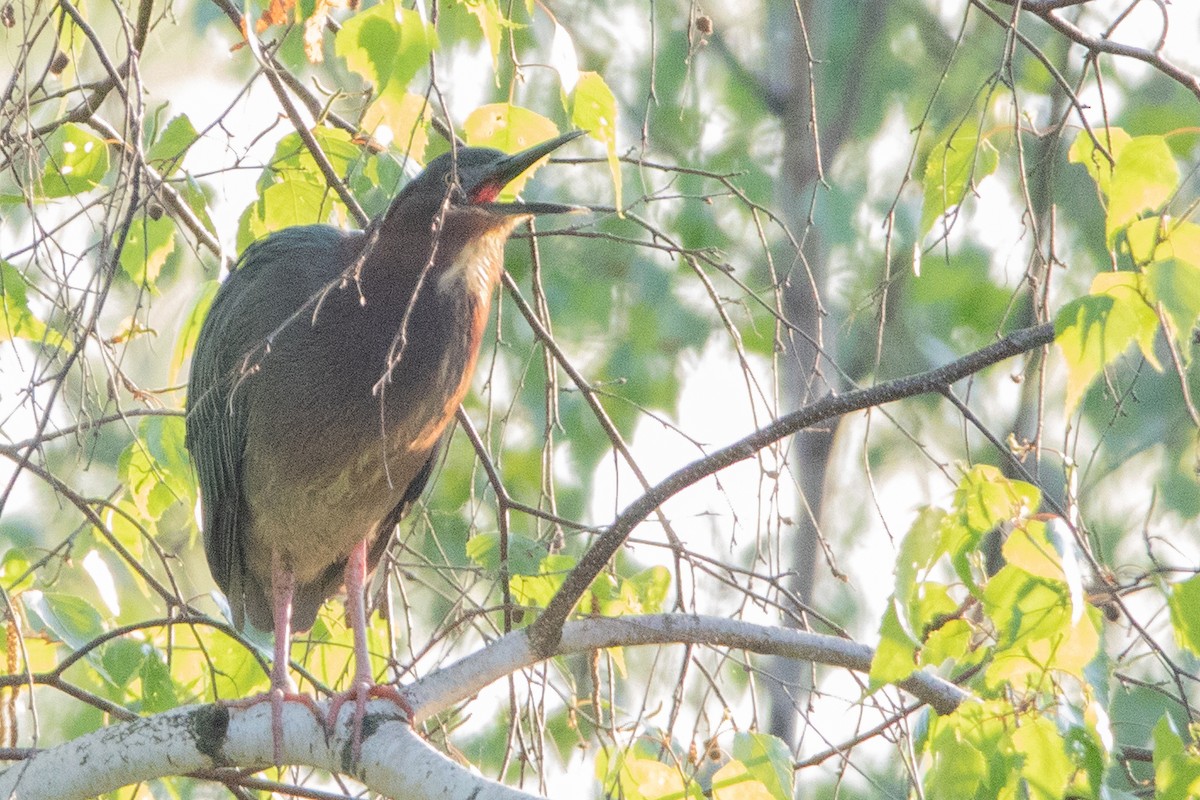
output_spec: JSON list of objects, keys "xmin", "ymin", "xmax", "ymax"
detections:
[{"xmin": 763, "ymin": 0, "xmax": 883, "ymax": 749}]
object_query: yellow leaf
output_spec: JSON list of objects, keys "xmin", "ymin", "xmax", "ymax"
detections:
[
  {"xmin": 463, "ymin": 104, "xmax": 561, "ymax": 197},
  {"xmin": 572, "ymin": 71, "xmax": 622, "ymax": 212},
  {"xmin": 712, "ymin": 760, "xmax": 775, "ymax": 800}
]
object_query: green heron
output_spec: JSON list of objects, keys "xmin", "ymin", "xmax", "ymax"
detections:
[{"xmin": 185, "ymin": 130, "xmax": 584, "ymax": 764}]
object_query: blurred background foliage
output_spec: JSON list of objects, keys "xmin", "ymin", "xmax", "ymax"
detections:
[{"xmin": 2, "ymin": 0, "xmax": 1199, "ymax": 797}]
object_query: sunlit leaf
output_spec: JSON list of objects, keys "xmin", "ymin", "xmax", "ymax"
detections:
[
  {"xmin": 1068, "ymin": 127, "xmax": 1131, "ymax": 198},
  {"xmin": 920, "ymin": 126, "xmax": 999, "ymax": 236},
  {"xmin": 238, "ymin": 176, "xmax": 337, "ymax": 250},
  {"xmin": 119, "ymin": 215, "xmax": 176, "ymax": 287},
  {"xmin": 461, "ymin": 0, "xmax": 503, "ymax": 71},
  {"xmin": 984, "ymin": 566, "xmax": 1100, "ymax": 689},
  {"xmin": 935, "ymin": 467, "xmax": 1043, "ymax": 598},
  {"xmin": 1154, "ymin": 715, "xmax": 1200, "ymax": 800},
  {"xmin": 1009, "ymin": 715, "xmax": 1073, "ymax": 800},
  {"xmin": 1139, "ymin": 219, "xmax": 1200, "ymax": 266},
  {"xmin": 919, "ymin": 618, "xmax": 974, "ymax": 668},
  {"xmin": 82, "ymin": 550, "xmax": 120, "ymax": 617},
  {"xmin": 463, "ymin": 103, "xmax": 561, "ymax": 198},
  {"xmin": 869, "ymin": 599, "xmax": 918, "ymax": 688},
  {"xmin": 1168, "ymin": 573, "xmax": 1200, "ymax": 658},
  {"xmin": 510, "ymin": 553, "xmax": 575, "ymax": 608},
  {"xmin": 118, "ymin": 416, "xmax": 194, "ymax": 522},
  {"xmin": 597, "ymin": 746, "xmax": 696, "ymax": 800},
  {"xmin": 727, "ymin": 733, "xmax": 792, "ymax": 800},
  {"xmin": 24, "ymin": 591, "xmax": 105, "ymax": 651},
  {"xmin": 362, "ymin": 88, "xmax": 430, "ymax": 162},
  {"xmin": 924, "ymin": 700, "xmax": 1013, "ymax": 799},
  {"xmin": 1055, "ymin": 271, "xmax": 1161, "ymax": 413},
  {"xmin": 711, "ymin": 760, "xmax": 773, "ymax": 800},
  {"xmin": 37, "ymin": 122, "xmax": 110, "ymax": 199},
  {"xmin": 625, "ymin": 758, "xmax": 689, "ymax": 800},
  {"xmin": 572, "ymin": 72, "xmax": 621, "ymax": 211},
  {"xmin": 171, "ymin": 280, "xmax": 218, "ymax": 385},
  {"xmin": 895, "ymin": 507, "xmax": 946, "ymax": 611},
  {"xmin": 1106, "ymin": 135, "xmax": 1178, "ymax": 244},
  {"xmin": 0, "ymin": 261, "xmax": 63, "ymax": 346},
  {"xmin": 147, "ymin": 114, "xmax": 198, "ymax": 176},
  {"xmin": 625, "ymin": 565, "xmax": 670, "ymax": 613},
  {"xmin": 335, "ymin": 1, "xmax": 437, "ymax": 96},
  {"xmin": 1, "ymin": 548, "xmax": 34, "ymax": 592},
  {"xmin": 550, "ymin": 21, "xmax": 579, "ymax": 94},
  {"xmin": 1146, "ymin": 258, "xmax": 1200, "ymax": 362}
]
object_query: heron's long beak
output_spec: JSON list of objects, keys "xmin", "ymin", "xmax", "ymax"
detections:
[{"xmin": 473, "ymin": 129, "xmax": 588, "ymax": 215}]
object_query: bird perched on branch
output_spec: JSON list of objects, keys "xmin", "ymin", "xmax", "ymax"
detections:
[{"xmin": 185, "ymin": 130, "xmax": 584, "ymax": 764}]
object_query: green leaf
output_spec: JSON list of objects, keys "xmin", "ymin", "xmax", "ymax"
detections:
[
  {"xmin": 0, "ymin": 261, "xmax": 63, "ymax": 346},
  {"xmin": 463, "ymin": 103, "xmax": 561, "ymax": 197},
  {"xmin": 465, "ymin": 532, "xmax": 546, "ymax": 575},
  {"xmin": 335, "ymin": 1, "xmax": 437, "ymax": 96},
  {"xmin": 919, "ymin": 618, "xmax": 974, "ymax": 669},
  {"xmin": 597, "ymin": 747, "xmax": 693, "ymax": 800},
  {"xmin": 24, "ymin": 591, "xmax": 105, "ymax": 651},
  {"xmin": 37, "ymin": 123, "xmax": 110, "ymax": 199},
  {"xmin": 1154, "ymin": 715, "xmax": 1200, "ymax": 800},
  {"xmin": 362, "ymin": 88, "xmax": 430, "ymax": 162},
  {"xmin": 1055, "ymin": 271, "xmax": 1161, "ymax": 413},
  {"xmin": 139, "ymin": 646, "xmax": 179, "ymax": 713},
  {"xmin": 1133, "ymin": 219, "xmax": 1200, "ymax": 267},
  {"xmin": 591, "ymin": 566, "xmax": 671, "ymax": 616},
  {"xmin": 625, "ymin": 565, "xmax": 670, "ymax": 613},
  {"xmin": 920, "ymin": 126, "xmax": 999, "ymax": 236},
  {"xmin": 572, "ymin": 71, "xmax": 622, "ymax": 210},
  {"xmin": 101, "ymin": 639, "xmax": 148, "ymax": 691},
  {"xmin": 239, "ymin": 176, "xmax": 338, "ymax": 251},
  {"xmin": 951, "ymin": 465, "xmax": 1040, "ymax": 547},
  {"xmin": 727, "ymin": 733, "xmax": 792, "ymax": 800},
  {"xmin": 119, "ymin": 215, "xmax": 176, "ymax": 287},
  {"xmin": 1106, "ymin": 135, "xmax": 1178, "ymax": 244},
  {"xmin": 925, "ymin": 700, "xmax": 1013, "ymax": 799},
  {"xmin": 869, "ymin": 599, "xmax": 918, "ymax": 688},
  {"xmin": 171, "ymin": 280, "xmax": 218, "ymax": 385},
  {"xmin": 1168, "ymin": 573, "xmax": 1200, "ymax": 658},
  {"xmin": 895, "ymin": 507, "xmax": 947, "ymax": 612},
  {"xmin": 509, "ymin": 553, "xmax": 575, "ymax": 608},
  {"xmin": 0, "ymin": 548, "xmax": 34, "ymax": 592},
  {"xmin": 460, "ymin": 0, "xmax": 503, "ymax": 71},
  {"xmin": 1009, "ymin": 714, "xmax": 1073, "ymax": 800},
  {"xmin": 117, "ymin": 416, "xmax": 194, "ymax": 521},
  {"xmin": 181, "ymin": 175, "xmax": 218, "ymax": 239},
  {"xmin": 147, "ymin": 114, "xmax": 198, "ymax": 176},
  {"xmin": 1146, "ymin": 258, "xmax": 1200, "ymax": 362},
  {"xmin": 1068, "ymin": 127, "xmax": 1131, "ymax": 198},
  {"xmin": 983, "ymin": 566, "xmax": 1100, "ymax": 689}
]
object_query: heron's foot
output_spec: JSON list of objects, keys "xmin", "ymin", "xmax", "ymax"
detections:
[
  {"xmin": 327, "ymin": 682, "xmax": 412, "ymax": 763},
  {"xmin": 222, "ymin": 689, "xmax": 323, "ymax": 766}
]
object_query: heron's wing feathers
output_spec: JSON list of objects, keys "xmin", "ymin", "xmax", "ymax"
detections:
[
  {"xmin": 367, "ymin": 442, "xmax": 440, "ymax": 568},
  {"xmin": 185, "ymin": 225, "xmax": 356, "ymax": 627}
]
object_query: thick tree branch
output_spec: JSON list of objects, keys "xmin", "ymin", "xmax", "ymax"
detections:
[
  {"xmin": 528, "ymin": 323, "xmax": 1057, "ymax": 654},
  {"xmin": 409, "ymin": 615, "xmax": 969, "ymax": 720},
  {"xmin": 0, "ymin": 615, "xmax": 969, "ymax": 799}
]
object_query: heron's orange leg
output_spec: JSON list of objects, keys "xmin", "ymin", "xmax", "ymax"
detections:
[
  {"xmin": 222, "ymin": 551, "xmax": 321, "ymax": 767},
  {"xmin": 326, "ymin": 539, "xmax": 412, "ymax": 764}
]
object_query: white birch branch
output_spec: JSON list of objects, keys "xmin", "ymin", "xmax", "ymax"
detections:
[{"xmin": 0, "ymin": 614, "xmax": 969, "ymax": 799}]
